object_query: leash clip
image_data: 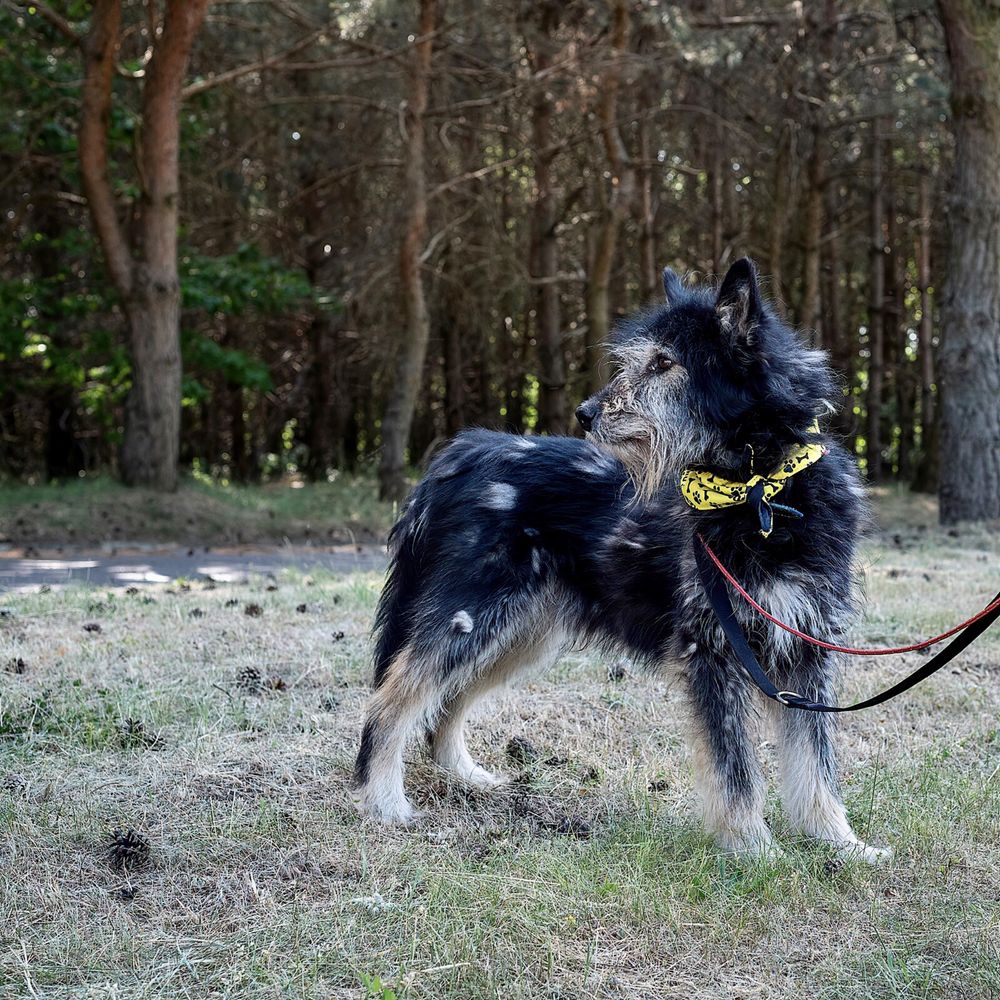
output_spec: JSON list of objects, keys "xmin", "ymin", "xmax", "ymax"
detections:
[{"xmin": 775, "ymin": 690, "xmax": 802, "ymax": 706}]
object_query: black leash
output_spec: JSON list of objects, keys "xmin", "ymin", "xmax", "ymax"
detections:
[{"xmin": 694, "ymin": 538, "xmax": 1000, "ymax": 713}]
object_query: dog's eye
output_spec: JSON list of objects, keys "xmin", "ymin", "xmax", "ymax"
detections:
[{"xmin": 645, "ymin": 355, "xmax": 674, "ymax": 375}]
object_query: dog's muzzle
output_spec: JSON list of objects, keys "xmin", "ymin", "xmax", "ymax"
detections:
[{"xmin": 575, "ymin": 399, "xmax": 599, "ymax": 432}]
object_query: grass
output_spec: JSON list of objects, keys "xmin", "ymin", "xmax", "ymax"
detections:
[
  {"xmin": 0, "ymin": 491, "xmax": 998, "ymax": 998},
  {"xmin": 0, "ymin": 473, "xmax": 396, "ymax": 547}
]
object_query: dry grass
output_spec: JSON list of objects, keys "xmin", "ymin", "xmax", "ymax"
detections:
[{"xmin": 0, "ymin": 492, "xmax": 998, "ymax": 999}]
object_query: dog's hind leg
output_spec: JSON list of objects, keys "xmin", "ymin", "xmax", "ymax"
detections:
[
  {"xmin": 774, "ymin": 650, "xmax": 892, "ymax": 863},
  {"xmin": 430, "ymin": 625, "xmax": 568, "ymax": 787},
  {"xmin": 429, "ymin": 671, "xmax": 510, "ymax": 788},
  {"xmin": 684, "ymin": 646, "xmax": 776, "ymax": 859},
  {"xmin": 353, "ymin": 645, "xmax": 439, "ymax": 825}
]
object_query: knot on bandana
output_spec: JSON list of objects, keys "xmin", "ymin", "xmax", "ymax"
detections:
[{"xmin": 679, "ymin": 421, "xmax": 827, "ymax": 538}]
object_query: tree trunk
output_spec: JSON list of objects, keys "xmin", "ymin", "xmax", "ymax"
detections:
[
  {"xmin": 935, "ymin": 0, "xmax": 1000, "ymax": 522},
  {"xmin": 440, "ymin": 249, "xmax": 467, "ymax": 436},
  {"xmin": 300, "ymin": 314, "xmax": 331, "ymax": 481},
  {"xmin": 527, "ymin": 1, "xmax": 567, "ymax": 434},
  {"xmin": 799, "ymin": 0, "xmax": 834, "ymax": 345},
  {"xmin": 79, "ymin": 0, "xmax": 209, "ymax": 491},
  {"xmin": 885, "ymin": 174, "xmax": 914, "ymax": 481},
  {"xmin": 912, "ymin": 171, "xmax": 939, "ymax": 492},
  {"xmin": 637, "ymin": 116, "xmax": 657, "ymax": 302},
  {"xmin": 583, "ymin": 0, "xmax": 634, "ymax": 396},
  {"xmin": 120, "ymin": 289, "xmax": 184, "ymax": 488},
  {"xmin": 822, "ymin": 185, "xmax": 855, "ymax": 440},
  {"xmin": 865, "ymin": 117, "xmax": 886, "ymax": 482},
  {"xmin": 709, "ymin": 120, "xmax": 724, "ymax": 274},
  {"xmin": 378, "ymin": 0, "xmax": 435, "ymax": 500},
  {"xmin": 768, "ymin": 123, "xmax": 792, "ymax": 317},
  {"xmin": 799, "ymin": 139, "xmax": 824, "ymax": 344}
]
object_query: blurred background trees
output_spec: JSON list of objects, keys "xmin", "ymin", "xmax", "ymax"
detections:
[{"xmin": 1, "ymin": 0, "xmax": 995, "ymax": 519}]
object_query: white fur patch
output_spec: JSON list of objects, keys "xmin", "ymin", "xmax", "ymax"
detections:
[
  {"xmin": 451, "ymin": 610, "xmax": 474, "ymax": 633},
  {"xmin": 513, "ymin": 437, "xmax": 537, "ymax": 450},
  {"xmin": 755, "ymin": 577, "xmax": 823, "ymax": 658},
  {"xmin": 483, "ymin": 482, "xmax": 517, "ymax": 510}
]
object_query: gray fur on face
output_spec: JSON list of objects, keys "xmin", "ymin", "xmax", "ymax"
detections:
[{"xmin": 587, "ymin": 339, "xmax": 719, "ymax": 500}]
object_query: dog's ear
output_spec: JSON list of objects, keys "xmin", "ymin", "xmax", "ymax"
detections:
[
  {"xmin": 662, "ymin": 266, "xmax": 685, "ymax": 305},
  {"xmin": 715, "ymin": 257, "xmax": 763, "ymax": 354}
]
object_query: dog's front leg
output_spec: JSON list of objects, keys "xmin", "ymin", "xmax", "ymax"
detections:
[
  {"xmin": 684, "ymin": 647, "xmax": 775, "ymax": 858},
  {"xmin": 774, "ymin": 648, "xmax": 892, "ymax": 863}
]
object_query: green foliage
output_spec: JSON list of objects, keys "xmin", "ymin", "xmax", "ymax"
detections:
[
  {"xmin": 181, "ymin": 245, "xmax": 315, "ymax": 317},
  {"xmin": 178, "ymin": 246, "xmax": 331, "ymax": 404},
  {"xmin": 0, "ymin": 681, "xmax": 124, "ymax": 751},
  {"xmin": 182, "ymin": 333, "xmax": 273, "ymax": 395},
  {"xmin": 358, "ymin": 972, "xmax": 398, "ymax": 1000}
]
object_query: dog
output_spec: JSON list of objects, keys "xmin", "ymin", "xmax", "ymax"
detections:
[{"xmin": 353, "ymin": 258, "xmax": 890, "ymax": 862}]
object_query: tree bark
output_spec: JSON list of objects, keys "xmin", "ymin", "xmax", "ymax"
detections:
[
  {"xmin": 583, "ymin": 0, "xmax": 635, "ymax": 396},
  {"xmin": 79, "ymin": 0, "xmax": 210, "ymax": 491},
  {"xmin": 526, "ymin": 1, "xmax": 567, "ymax": 434},
  {"xmin": 799, "ymin": 0, "xmax": 835, "ymax": 345},
  {"xmin": 768, "ymin": 123, "xmax": 792, "ymax": 317},
  {"xmin": 799, "ymin": 140, "xmax": 824, "ymax": 344},
  {"xmin": 79, "ymin": 0, "xmax": 132, "ymax": 298},
  {"xmin": 885, "ymin": 168, "xmax": 914, "ymax": 481},
  {"xmin": 822, "ymin": 184, "xmax": 855, "ymax": 440},
  {"xmin": 440, "ymin": 247, "xmax": 466, "ymax": 436},
  {"xmin": 912, "ymin": 171, "xmax": 939, "ymax": 492},
  {"xmin": 935, "ymin": 0, "xmax": 1000, "ymax": 522},
  {"xmin": 865, "ymin": 117, "xmax": 886, "ymax": 482},
  {"xmin": 637, "ymin": 116, "xmax": 657, "ymax": 303},
  {"xmin": 378, "ymin": 0, "xmax": 435, "ymax": 500},
  {"xmin": 708, "ymin": 120, "xmax": 724, "ymax": 275}
]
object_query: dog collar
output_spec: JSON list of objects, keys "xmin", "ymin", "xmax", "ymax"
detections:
[{"xmin": 679, "ymin": 420, "xmax": 827, "ymax": 538}]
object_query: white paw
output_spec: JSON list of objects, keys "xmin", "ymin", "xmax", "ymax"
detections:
[
  {"xmin": 462, "ymin": 764, "xmax": 509, "ymax": 789},
  {"xmin": 835, "ymin": 841, "xmax": 894, "ymax": 865},
  {"xmin": 434, "ymin": 751, "xmax": 509, "ymax": 789},
  {"xmin": 354, "ymin": 789, "xmax": 421, "ymax": 827}
]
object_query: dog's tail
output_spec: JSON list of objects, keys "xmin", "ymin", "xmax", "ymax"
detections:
[{"xmin": 371, "ymin": 482, "xmax": 430, "ymax": 689}]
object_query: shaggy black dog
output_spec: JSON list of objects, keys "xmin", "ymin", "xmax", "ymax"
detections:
[{"xmin": 353, "ymin": 258, "xmax": 890, "ymax": 861}]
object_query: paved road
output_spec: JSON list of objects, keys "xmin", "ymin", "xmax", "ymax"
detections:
[{"xmin": 0, "ymin": 544, "xmax": 388, "ymax": 592}]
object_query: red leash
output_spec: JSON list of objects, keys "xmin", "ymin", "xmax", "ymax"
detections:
[{"xmin": 697, "ymin": 534, "xmax": 1000, "ymax": 656}]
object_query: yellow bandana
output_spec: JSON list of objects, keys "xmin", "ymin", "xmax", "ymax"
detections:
[{"xmin": 680, "ymin": 421, "xmax": 827, "ymax": 537}]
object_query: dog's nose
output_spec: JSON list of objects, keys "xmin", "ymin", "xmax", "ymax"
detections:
[{"xmin": 575, "ymin": 401, "xmax": 597, "ymax": 432}]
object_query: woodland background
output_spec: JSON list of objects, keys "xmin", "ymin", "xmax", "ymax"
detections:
[{"xmin": 2, "ymin": 0, "xmax": 999, "ymax": 521}]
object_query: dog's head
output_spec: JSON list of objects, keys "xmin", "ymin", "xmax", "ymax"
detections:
[{"xmin": 577, "ymin": 258, "xmax": 836, "ymax": 500}]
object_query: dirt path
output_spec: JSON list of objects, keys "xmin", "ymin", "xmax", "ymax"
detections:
[{"xmin": 0, "ymin": 543, "xmax": 387, "ymax": 591}]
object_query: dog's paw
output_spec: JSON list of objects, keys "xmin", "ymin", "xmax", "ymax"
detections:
[
  {"xmin": 353, "ymin": 790, "xmax": 422, "ymax": 827},
  {"xmin": 463, "ymin": 765, "xmax": 509, "ymax": 789},
  {"xmin": 835, "ymin": 840, "xmax": 893, "ymax": 865}
]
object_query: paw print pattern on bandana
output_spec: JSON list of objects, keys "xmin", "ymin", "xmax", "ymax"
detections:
[{"xmin": 679, "ymin": 421, "xmax": 828, "ymax": 537}]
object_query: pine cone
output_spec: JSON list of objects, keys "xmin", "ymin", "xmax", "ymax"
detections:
[
  {"xmin": 106, "ymin": 827, "xmax": 150, "ymax": 871},
  {"xmin": 236, "ymin": 665, "xmax": 263, "ymax": 693}
]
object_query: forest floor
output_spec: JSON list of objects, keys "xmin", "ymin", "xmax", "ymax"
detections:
[{"xmin": 0, "ymin": 490, "xmax": 997, "ymax": 998}]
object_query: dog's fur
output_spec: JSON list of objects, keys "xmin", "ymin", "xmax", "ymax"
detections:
[{"xmin": 353, "ymin": 258, "xmax": 889, "ymax": 862}]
